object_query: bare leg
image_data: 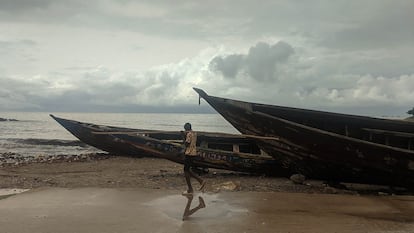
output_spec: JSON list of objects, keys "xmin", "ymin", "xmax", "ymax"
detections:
[
  {"xmin": 184, "ymin": 170, "xmax": 194, "ymax": 193},
  {"xmin": 189, "ymin": 168, "xmax": 203, "ymax": 184},
  {"xmin": 182, "ymin": 196, "xmax": 206, "ymax": 220},
  {"xmin": 189, "ymin": 168, "xmax": 206, "ymax": 191},
  {"xmin": 183, "ymin": 157, "xmax": 205, "ymax": 193},
  {"xmin": 182, "ymin": 194, "xmax": 193, "ymax": 220}
]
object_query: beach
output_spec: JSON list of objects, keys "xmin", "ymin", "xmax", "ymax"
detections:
[
  {"xmin": 0, "ymin": 152, "xmax": 400, "ymax": 194},
  {"xmin": 0, "ymin": 153, "xmax": 331, "ymax": 193},
  {"xmin": 0, "ymin": 187, "xmax": 413, "ymax": 233},
  {"xmin": 1, "ymin": 153, "xmax": 414, "ymax": 233}
]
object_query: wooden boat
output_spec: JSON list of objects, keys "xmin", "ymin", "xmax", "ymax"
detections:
[
  {"xmin": 50, "ymin": 114, "xmax": 287, "ymax": 176},
  {"xmin": 193, "ymin": 88, "xmax": 414, "ymax": 188},
  {"xmin": 50, "ymin": 114, "xmax": 151, "ymax": 157}
]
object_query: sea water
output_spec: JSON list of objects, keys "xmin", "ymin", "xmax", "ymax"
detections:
[{"xmin": 0, "ymin": 112, "xmax": 239, "ymax": 156}]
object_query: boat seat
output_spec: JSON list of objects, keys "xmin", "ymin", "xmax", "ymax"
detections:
[{"xmin": 362, "ymin": 128, "xmax": 414, "ymax": 149}]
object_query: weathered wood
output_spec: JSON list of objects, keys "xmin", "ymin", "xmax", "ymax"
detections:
[
  {"xmin": 50, "ymin": 114, "xmax": 287, "ymax": 176},
  {"xmin": 362, "ymin": 128, "xmax": 414, "ymax": 138},
  {"xmin": 194, "ymin": 88, "xmax": 414, "ymax": 189}
]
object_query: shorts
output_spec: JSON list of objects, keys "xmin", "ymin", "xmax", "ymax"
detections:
[{"xmin": 184, "ymin": 156, "xmax": 195, "ymax": 172}]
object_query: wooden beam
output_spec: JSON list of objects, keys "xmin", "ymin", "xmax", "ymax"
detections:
[{"xmin": 362, "ymin": 128, "xmax": 414, "ymax": 138}]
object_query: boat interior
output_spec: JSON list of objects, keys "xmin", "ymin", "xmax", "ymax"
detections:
[
  {"xmin": 253, "ymin": 105, "xmax": 414, "ymax": 151},
  {"xmin": 136, "ymin": 131, "xmax": 264, "ymax": 155}
]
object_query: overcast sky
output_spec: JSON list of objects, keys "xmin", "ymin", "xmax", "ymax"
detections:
[{"xmin": 1, "ymin": 0, "xmax": 413, "ymax": 116}]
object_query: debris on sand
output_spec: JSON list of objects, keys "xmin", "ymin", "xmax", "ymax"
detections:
[
  {"xmin": 211, "ymin": 181, "xmax": 241, "ymax": 193},
  {"xmin": 0, "ymin": 152, "xmax": 110, "ymax": 167},
  {"xmin": 290, "ymin": 174, "xmax": 306, "ymax": 184}
]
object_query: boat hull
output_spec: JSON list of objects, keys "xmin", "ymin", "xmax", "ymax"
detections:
[
  {"xmin": 50, "ymin": 115, "xmax": 288, "ymax": 176},
  {"xmin": 112, "ymin": 133, "xmax": 287, "ymax": 176},
  {"xmin": 194, "ymin": 88, "xmax": 414, "ymax": 188},
  {"xmin": 51, "ymin": 114, "xmax": 151, "ymax": 157}
]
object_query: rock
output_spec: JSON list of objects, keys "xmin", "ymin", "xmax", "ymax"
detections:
[
  {"xmin": 290, "ymin": 174, "xmax": 306, "ymax": 184},
  {"xmin": 211, "ymin": 181, "xmax": 240, "ymax": 192},
  {"xmin": 6, "ymin": 159, "xmax": 16, "ymax": 164},
  {"xmin": 323, "ymin": 186, "xmax": 338, "ymax": 194}
]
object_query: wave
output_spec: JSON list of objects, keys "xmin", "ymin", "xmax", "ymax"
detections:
[
  {"xmin": 8, "ymin": 138, "xmax": 88, "ymax": 147},
  {"xmin": 0, "ymin": 117, "xmax": 19, "ymax": 122}
]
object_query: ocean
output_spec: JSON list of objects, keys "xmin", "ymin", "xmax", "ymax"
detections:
[{"xmin": 0, "ymin": 112, "xmax": 239, "ymax": 157}]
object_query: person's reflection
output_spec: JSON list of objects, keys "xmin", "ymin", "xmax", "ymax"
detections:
[{"xmin": 182, "ymin": 194, "xmax": 206, "ymax": 220}]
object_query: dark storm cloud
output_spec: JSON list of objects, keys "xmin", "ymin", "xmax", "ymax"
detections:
[
  {"xmin": 1, "ymin": 0, "xmax": 413, "ymax": 48},
  {"xmin": 320, "ymin": 2, "xmax": 414, "ymax": 50},
  {"xmin": 0, "ymin": 0, "xmax": 206, "ymax": 38},
  {"xmin": 209, "ymin": 41, "xmax": 294, "ymax": 81},
  {"xmin": 209, "ymin": 55, "xmax": 243, "ymax": 78}
]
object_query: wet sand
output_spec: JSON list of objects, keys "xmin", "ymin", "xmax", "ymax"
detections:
[
  {"xmin": 1, "ymin": 155, "xmax": 414, "ymax": 232},
  {"xmin": 0, "ymin": 188, "xmax": 413, "ymax": 233}
]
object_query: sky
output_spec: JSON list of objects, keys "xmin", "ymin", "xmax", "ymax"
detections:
[{"xmin": 0, "ymin": 0, "xmax": 413, "ymax": 116}]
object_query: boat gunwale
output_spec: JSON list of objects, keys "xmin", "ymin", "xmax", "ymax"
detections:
[
  {"xmin": 252, "ymin": 111, "xmax": 414, "ymax": 155},
  {"xmin": 193, "ymin": 88, "xmax": 414, "ymax": 126}
]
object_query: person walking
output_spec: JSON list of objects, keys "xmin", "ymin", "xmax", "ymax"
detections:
[{"xmin": 182, "ymin": 123, "xmax": 206, "ymax": 195}]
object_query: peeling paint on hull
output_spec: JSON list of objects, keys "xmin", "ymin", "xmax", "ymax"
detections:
[
  {"xmin": 50, "ymin": 115, "xmax": 288, "ymax": 176},
  {"xmin": 194, "ymin": 88, "xmax": 414, "ymax": 189}
]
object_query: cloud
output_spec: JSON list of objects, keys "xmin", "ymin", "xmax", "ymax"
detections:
[
  {"xmin": 1, "ymin": 38, "xmax": 414, "ymax": 116},
  {"xmin": 0, "ymin": 39, "xmax": 37, "ymax": 52},
  {"xmin": 2, "ymin": 0, "xmax": 411, "ymax": 46},
  {"xmin": 204, "ymin": 40, "xmax": 414, "ymax": 116},
  {"xmin": 0, "ymin": 53, "xmax": 217, "ymax": 112},
  {"xmin": 209, "ymin": 55, "xmax": 243, "ymax": 78},
  {"xmin": 209, "ymin": 41, "xmax": 294, "ymax": 81},
  {"xmin": 319, "ymin": 1, "xmax": 414, "ymax": 50},
  {"xmin": 1, "ymin": 1, "xmax": 414, "ymax": 116},
  {"xmin": 0, "ymin": 0, "xmax": 54, "ymax": 11}
]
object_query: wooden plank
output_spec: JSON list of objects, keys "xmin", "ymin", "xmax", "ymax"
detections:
[
  {"xmin": 362, "ymin": 128, "xmax": 414, "ymax": 138},
  {"xmin": 91, "ymin": 131, "xmax": 281, "ymax": 140},
  {"xmin": 92, "ymin": 131, "xmax": 176, "ymax": 135}
]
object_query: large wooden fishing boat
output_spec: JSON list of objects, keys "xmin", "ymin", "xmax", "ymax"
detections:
[
  {"xmin": 193, "ymin": 88, "xmax": 414, "ymax": 188},
  {"xmin": 50, "ymin": 115, "xmax": 287, "ymax": 176}
]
